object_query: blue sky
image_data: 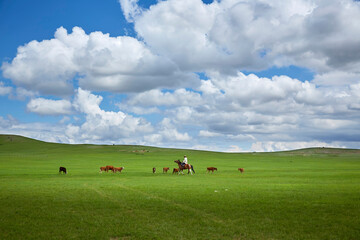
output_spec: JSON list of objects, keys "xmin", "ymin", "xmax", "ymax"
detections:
[{"xmin": 1, "ymin": 0, "xmax": 360, "ymax": 151}]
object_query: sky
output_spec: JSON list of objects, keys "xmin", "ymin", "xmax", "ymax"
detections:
[{"xmin": 0, "ymin": 0, "xmax": 360, "ymax": 152}]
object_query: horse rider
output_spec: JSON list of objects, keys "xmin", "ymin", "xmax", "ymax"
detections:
[{"xmin": 181, "ymin": 155, "xmax": 188, "ymax": 167}]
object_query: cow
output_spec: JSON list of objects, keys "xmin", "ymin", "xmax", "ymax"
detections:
[
  {"xmin": 59, "ymin": 166, "xmax": 67, "ymax": 174},
  {"xmin": 238, "ymin": 168, "xmax": 244, "ymax": 173},
  {"xmin": 163, "ymin": 167, "xmax": 170, "ymax": 173},
  {"xmin": 99, "ymin": 166, "xmax": 106, "ymax": 173},
  {"xmin": 172, "ymin": 168, "xmax": 179, "ymax": 174},
  {"xmin": 206, "ymin": 167, "xmax": 217, "ymax": 173},
  {"xmin": 153, "ymin": 167, "xmax": 156, "ymax": 173},
  {"xmin": 114, "ymin": 167, "xmax": 124, "ymax": 173},
  {"xmin": 105, "ymin": 165, "xmax": 115, "ymax": 173}
]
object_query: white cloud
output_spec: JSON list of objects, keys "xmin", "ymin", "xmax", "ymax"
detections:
[
  {"xmin": 12, "ymin": 87, "xmax": 37, "ymax": 100},
  {"xmin": 126, "ymin": 89, "xmax": 202, "ymax": 107},
  {"xmin": 122, "ymin": 70, "xmax": 360, "ymax": 149},
  {"xmin": 2, "ymin": 29, "xmax": 78, "ymax": 95},
  {"xmin": 27, "ymin": 98, "xmax": 72, "ymax": 115},
  {"xmin": 0, "ymin": 116, "xmax": 13, "ymax": 129},
  {"xmin": 67, "ymin": 88, "xmax": 153, "ymax": 143},
  {"xmin": 59, "ymin": 116, "xmax": 71, "ymax": 124},
  {"xmin": 0, "ymin": 82, "xmax": 12, "ymax": 96},
  {"xmin": 198, "ymin": 130, "xmax": 222, "ymax": 137},
  {"xmin": 250, "ymin": 141, "xmax": 346, "ymax": 152},
  {"xmin": 0, "ymin": 115, "xmax": 70, "ymax": 143},
  {"xmin": 2, "ymin": 26, "xmax": 198, "ymax": 96},
  {"xmin": 226, "ymin": 145, "xmax": 245, "ymax": 153},
  {"xmin": 127, "ymin": 0, "xmax": 360, "ymax": 78},
  {"xmin": 119, "ymin": 0, "xmax": 142, "ymax": 22},
  {"xmin": 117, "ymin": 103, "xmax": 160, "ymax": 115},
  {"xmin": 313, "ymin": 71, "xmax": 360, "ymax": 87},
  {"xmin": 144, "ymin": 118, "xmax": 191, "ymax": 145}
]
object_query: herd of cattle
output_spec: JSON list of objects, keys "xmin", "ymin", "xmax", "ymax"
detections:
[
  {"xmin": 99, "ymin": 165, "xmax": 124, "ymax": 173},
  {"xmin": 59, "ymin": 166, "xmax": 245, "ymax": 174}
]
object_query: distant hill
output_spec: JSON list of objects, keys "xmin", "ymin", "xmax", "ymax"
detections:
[
  {"xmin": 1, "ymin": 134, "xmax": 359, "ymax": 154},
  {"xmin": 0, "ymin": 134, "xmax": 44, "ymax": 144}
]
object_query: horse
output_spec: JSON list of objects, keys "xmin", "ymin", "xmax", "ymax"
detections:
[
  {"xmin": 105, "ymin": 165, "xmax": 115, "ymax": 173},
  {"xmin": 114, "ymin": 167, "xmax": 124, "ymax": 173},
  {"xmin": 59, "ymin": 166, "xmax": 67, "ymax": 174},
  {"xmin": 99, "ymin": 166, "xmax": 106, "ymax": 173},
  {"xmin": 172, "ymin": 168, "xmax": 179, "ymax": 174},
  {"xmin": 238, "ymin": 168, "xmax": 244, "ymax": 173},
  {"xmin": 174, "ymin": 160, "xmax": 195, "ymax": 175},
  {"xmin": 153, "ymin": 167, "xmax": 156, "ymax": 173},
  {"xmin": 207, "ymin": 167, "xmax": 217, "ymax": 173},
  {"xmin": 163, "ymin": 167, "xmax": 170, "ymax": 173}
]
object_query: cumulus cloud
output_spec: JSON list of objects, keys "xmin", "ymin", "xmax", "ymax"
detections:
[
  {"xmin": 119, "ymin": 0, "xmax": 142, "ymax": 22},
  {"xmin": 126, "ymin": 0, "xmax": 360, "ymax": 79},
  {"xmin": 0, "ymin": 115, "xmax": 70, "ymax": 143},
  {"xmin": 126, "ymin": 89, "xmax": 202, "ymax": 107},
  {"xmin": 0, "ymin": 116, "xmax": 13, "ymax": 129},
  {"xmin": 313, "ymin": 71, "xmax": 360, "ymax": 87},
  {"xmin": 66, "ymin": 88, "xmax": 153, "ymax": 143},
  {"xmin": 1, "ymin": 31, "xmax": 78, "ymax": 96},
  {"xmin": 123, "ymin": 71, "xmax": 360, "ymax": 148},
  {"xmin": 27, "ymin": 98, "xmax": 72, "ymax": 115},
  {"xmin": 0, "ymin": 82, "xmax": 12, "ymax": 96},
  {"xmin": 198, "ymin": 130, "xmax": 222, "ymax": 137},
  {"xmin": 144, "ymin": 118, "xmax": 191, "ymax": 145},
  {"xmin": 2, "ymin": 26, "xmax": 198, "ymax": 96}
]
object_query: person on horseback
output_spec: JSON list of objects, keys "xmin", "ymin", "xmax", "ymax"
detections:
[{"xmin": 181, "ymin": 155, "xmax": 188, "ymax": 167}]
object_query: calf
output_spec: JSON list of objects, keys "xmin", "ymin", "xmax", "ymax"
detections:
[
  {"xmin": 153, "ymin": 167, "xmax": 156, "ymax": 173},
  {"xmin": 172, "ymin": 168, "xmax": 179, "ymax": 174},
  {"xmin": 114, "ymin": 167, "xmax": 124, "ymax": 173},
  {"xmin": 99, "ymin": 166, "xmax": 106, "ymax": 173},
  {"xmin": 238, "ymin": 168, "xmax": 244, "ymax": 173},
  {"xmin": 163, "ymin": 167, "xmax": 170, "ymax": 173},
  {"xmin": 59, "ymin": 166, "xmax": 67, "ymax": 174},
  {"xmin": 206, "ymin": 167, "xmax": 217, "ymax": 173}
]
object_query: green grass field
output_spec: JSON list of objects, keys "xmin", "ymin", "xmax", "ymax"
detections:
[{"xmin": 0, "ymin": 135, "xmax": 359, "ymax": 239}]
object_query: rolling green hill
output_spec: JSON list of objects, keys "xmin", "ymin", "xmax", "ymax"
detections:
[{"xmin": 0, "ymin": 134, "xmax": 359, "ymax": 239}]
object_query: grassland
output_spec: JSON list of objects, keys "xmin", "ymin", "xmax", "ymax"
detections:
[{"xmin": 0, "ymin": 135, "xmax": 359, "ymax": 239}]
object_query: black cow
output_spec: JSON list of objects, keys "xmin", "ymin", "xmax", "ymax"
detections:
[{"xmin": 59, "ymin": 166, "xmax": 67, "ymax": 174}]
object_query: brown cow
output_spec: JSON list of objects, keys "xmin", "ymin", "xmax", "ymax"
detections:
[
  {"xmin": 172, "ymin": 168, "xmax": 179, "ymax": 174},
  {"xmin": 105, "ymin": 165, "xmax": 115, "ymax": 173},
  {"xmin": 207, "ymin": 167, "xmax": 217, "ymax": 173},
  {"xmin": 163, "ymin": 167, "xmax": 170, "ymax": 173},
  {"xmin": 238, "ymin": 168, "xmax": 244, "ymax": 173},
  {"xmin": 99, "ymin": 166, "xmax": 106, "ymax": 173},
  {"xmin": 153, "ymin": 167, "xmax": 156, "ymax": 173},
  {"xmin": 114, "ymin": 167, "xmax": 124, "ymax": 173}
]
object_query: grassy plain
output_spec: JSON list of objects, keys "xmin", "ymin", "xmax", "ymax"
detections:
[{"xmin": 0, "ymin": 135, "xmax": 359, "ymax": 239}]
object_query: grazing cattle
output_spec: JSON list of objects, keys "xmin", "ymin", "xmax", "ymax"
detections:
[
  {"xmin": 114, "ymin": 167, "xmax": 124, "ymax": 173},
  {"xmin": 153, "ymin": 167, "xmax": 156, "ymax": 173},
  {"xmin": 163, "ymin": 167, "xmax": 170, "ymax": 173},
  {"xmin": 59, "ymin": 166, "xmax": 67, "ymax": 174},
  {"xmin": 105, "ymin": 165, "xmax": 115, "ymax": 173},
  {"xmin": 206, "ymin": 167, "xmax": 217, "ymax": 173},
  {"xmin": 172, "ymin": 168, "xmax": 179, "ymax": 174},
  {"xmin": 238, "ymin": 168, "xmax": 244, "ymax": 173},
  {"xmin": 99, "ymin": 166, "xmax": 106, "ymax": 173}
]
